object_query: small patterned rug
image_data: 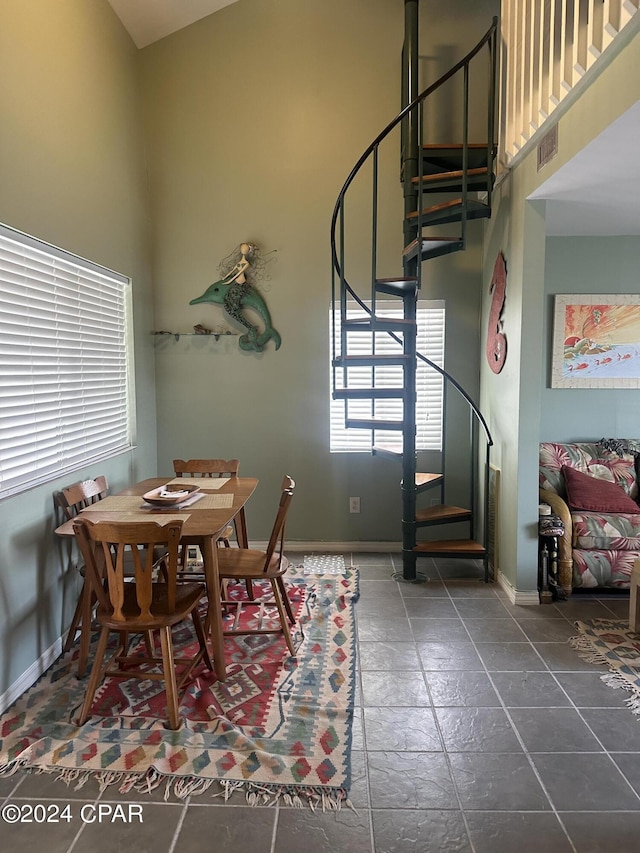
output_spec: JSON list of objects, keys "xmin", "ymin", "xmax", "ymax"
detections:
[
  {"xmin": 570, "ymin": 618, "xmax": 640, "ymax": 714},
  {"xmin": 0, "ymin": 565, "xmax": 359, "ymax": 808}
]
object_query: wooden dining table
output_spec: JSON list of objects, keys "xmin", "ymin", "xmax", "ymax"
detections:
[{"xmin": 54, "ymin": 475, "xmax": 258, "ymax": 682}]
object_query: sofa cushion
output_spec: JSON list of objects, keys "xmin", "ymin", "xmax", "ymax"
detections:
[
  {"xmin": 563, "ymin": 465, "xmax": 639, "ymax": 513},
  {"xmin": 572, "ymin": 547, "xmax": 639, "ymax": 589},
  {"xmin": 540, "ymin": 441, "xmax": 638, "ymax": 497},
  {"xmin": 571, "ymin": 510, "xmax": 640, "ymax": 551}
]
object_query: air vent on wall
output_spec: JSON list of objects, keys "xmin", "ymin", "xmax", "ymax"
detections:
[{"xmin": 537, "ymin": 125, "xmax": 558, "ymax": 171}]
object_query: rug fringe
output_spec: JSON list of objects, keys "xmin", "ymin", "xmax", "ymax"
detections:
[
  {"xmin": 1, "ymin": 762, "xmax": 350, "ymax": 808},
  {"xmin": 0, "ymin": 759, "xmax": 28, "ymax": 777},
  {"xmin": 568, "ymin": 635, "xmax": 611, "ymax": 667},
  {"xmin": 214, "ymin": 778, "xmax": 351, "ymax": 810},
  {"xmin": 599, "ymin": 673, "xmax": 640, "ymax": 716}
]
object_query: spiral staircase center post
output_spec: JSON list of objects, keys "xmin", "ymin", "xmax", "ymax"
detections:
[{"xmin": 401, "ymin": 0, "xmax": 420, "ymax": 581}]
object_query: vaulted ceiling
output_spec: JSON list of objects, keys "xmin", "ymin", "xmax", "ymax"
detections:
[
  {"xmin": 106, "ymin": 0, "xmax": 639, "ymax": 237},
  {"xmin": 106, "ymin": 0, "xmax": 239, "ymax": 48}
]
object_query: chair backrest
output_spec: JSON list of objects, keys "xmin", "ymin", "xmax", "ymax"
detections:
[
  {"xmin": 54, "ymin": 476, "xmax": 109, "ymax": 521},
  {"xmin": 173, "ymin": 459, "xmax": 239, "ymax": 478},
  {"xmin": 72, "ymin": 518, "xmax": 183, "ymax": 623},
  {"xmin": 263, "ymin": 475, "xmax": 295, "ymax": 572}
]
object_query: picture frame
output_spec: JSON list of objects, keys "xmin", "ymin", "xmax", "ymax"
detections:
[{"xmin": 551, "ymin": 294, "xmax": 640, "ymax": 388}]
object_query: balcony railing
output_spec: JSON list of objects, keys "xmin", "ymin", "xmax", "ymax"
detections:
[{"xmin": 501, "ymin": 0, "xmax": 640, "ymax": 163}]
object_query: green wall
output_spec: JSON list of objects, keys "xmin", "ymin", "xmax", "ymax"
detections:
[
  {"xmin": 541, "ymin": 236, "xmax": 640, "ymax": 439},
  {"xmin": 0, "ymin": 0, "xmax": 156, "ymax": 694},
  {"xmin": 481, "ymin": 23, "xmax": 640, "ymax": 596},
  {"xmin": 141, "ymin": 0, "xmax": 498, "ymax": 543}
]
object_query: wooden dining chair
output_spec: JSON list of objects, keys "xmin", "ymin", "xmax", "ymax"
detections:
[
  {"xmin": 73, "ymin": 517, "xmax": 212, "ymax": 730},
  {"xmin": 217, "ymin": 475, "xmax": 296, "ymax": 656},
  {"xmin": 54, "ymin": 476, "xmax": 110, "ymax": 653},
  {"xmin": 172, "ymin": 458, "xmax": 244, "ymax": 546},
  {"xmin": 172, "ymin": 459, "xmax": 251, "ymax": 593}
]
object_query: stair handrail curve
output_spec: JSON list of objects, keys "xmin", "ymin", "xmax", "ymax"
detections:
[
  {"xmin": 330, "ymin": 16, "xmax": 498, "ymax": 277},
  {"xmin": 330, "ymin": 17, "xmax": 497, "ymax": 449}
]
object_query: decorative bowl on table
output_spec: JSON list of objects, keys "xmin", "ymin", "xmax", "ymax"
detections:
[{"xmin": 142, "ymin": 484, "xmax": 200, "ymax": 506}]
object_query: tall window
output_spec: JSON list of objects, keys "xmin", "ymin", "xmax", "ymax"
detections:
[
  {"xmin": 0, "ymin": 224, "xmax": 133, "ymax": 499},
  {"xmin": 330, "ymin": 300, "xmax": 445, "ymax": 452}
]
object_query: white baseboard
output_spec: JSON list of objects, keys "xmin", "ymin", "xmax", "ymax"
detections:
[
  {"xmin": 496, "ymin": 570, "xmax": 541, "ymax": 605},
  {"xmin": 281, "ymin": 541, "xmax": 403, "ymax": 553},
  {"xmin": 0, "ymin": 636, "xmax": 65, "ymax": 716}
]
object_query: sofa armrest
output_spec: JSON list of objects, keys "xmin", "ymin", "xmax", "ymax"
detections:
[{"xmin": 539, "ymin": 488, "xmax": 573, "ymax": 595}]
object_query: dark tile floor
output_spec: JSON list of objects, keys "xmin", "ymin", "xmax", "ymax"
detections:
[{"xmin": 2, "ymin": 552, "xmax": 640, "ymax": 852}]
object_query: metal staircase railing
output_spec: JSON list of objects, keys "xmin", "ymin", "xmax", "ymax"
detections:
[{"xmin": 330, "ymin": 17, "xmax": 498, "ymax": 581}]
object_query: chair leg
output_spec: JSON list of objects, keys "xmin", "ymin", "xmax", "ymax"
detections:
[
  {"xmin": 117, "ymin": 631, "xmax": 130, "ymax": 658},
  {"xmin": 233, "ymin": 509, "xmax": 254, "ymax": 600},
  {"xmin": 144, "ymin": 631, "xmax": 154, "ymax": 657},
  {"xmin": 63, "ymin": 583, "xmax": 85, "ymax": 652},
  {"xmin": 191, "ymin": 608, "xmax": 213, "ymax": 671},
  {"xmin": 159, "ymin": 625, "xmax": 181, "ymax": 730},
  {"xmin": 271, "ymin": 579, "xmax": 295, "ymax": 656},
  {"xmin": 77, "ymin": 626, "xmax": 110, "ymax": 725},
  {"xmin": 276, "ymin": 576, "xmax": 295, "ymax": 624},
  {"xmin": 76, "ymin": 577, "xmax": 96, "ymax": 677}
]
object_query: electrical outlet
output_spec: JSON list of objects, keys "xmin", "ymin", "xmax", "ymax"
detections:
[{"xmin": 349, "ymin": 497, "xmax": 361, "ymax": 513}]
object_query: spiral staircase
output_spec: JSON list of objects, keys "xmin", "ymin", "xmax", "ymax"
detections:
[{"xmin": 330, "ymin": 9, "xmax": 498, "ymax": 582}]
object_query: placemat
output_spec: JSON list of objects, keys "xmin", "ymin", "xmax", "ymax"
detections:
[
  {"xmin": 166, "ymin": 477, "xmax": 229, "ymax": 490},
  {"xmin": 79, "ymin": 511, "xmax": 190, "ymax": 524},
  {"xmin": 194, "ymin": 493, "xmax": 233, "ymax": 508},
  {"xmin": 81, "ymin": 496, "xmax": 146, "ymax": 511}
]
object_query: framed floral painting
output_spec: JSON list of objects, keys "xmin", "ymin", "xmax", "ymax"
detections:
[{"xmin": 551, "ymin": 294, "xmax": 640, "ymax": 388}]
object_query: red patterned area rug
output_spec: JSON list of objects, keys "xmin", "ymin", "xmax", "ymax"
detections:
[{"xmin": 0, "ymin": 566, "xmax": 359, "ymax": 808}]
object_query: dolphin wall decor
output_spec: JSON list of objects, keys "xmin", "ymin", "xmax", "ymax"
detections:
[{"xmin": 190, "ymin": 242, "xmax": 281, "ymax": 353}]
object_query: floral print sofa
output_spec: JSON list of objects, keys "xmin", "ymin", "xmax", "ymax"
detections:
[{"xmin": 539, "ymin": 440, "xmax": 640, "ymax": 594}]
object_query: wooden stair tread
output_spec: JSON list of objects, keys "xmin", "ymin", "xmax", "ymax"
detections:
[
  {"xmin": 345, "ymin": 418, "xmax": 404, "ymax": 430},
  {"xmin": 411, "ymin": 167, "xmax": 487, "ymax": 185},
  {"xmin": 403, "ymin": 236, "xmax": 461, "ymax": 254},
  {"xmin": 333, "ymin": 354, "xmax": 411, "ymax": 366},
  {"xmin": 415, "ymin": 505, "xmax": 472, "ymax": 523},
  {"xmin": 413, "ymin": 539, "xmax": 486, "ymax": 555},
  {"xmin": 372, "ymin": 444, "xmax": 402, "ymax": 459},
  {"xmin": 375, "ymin": 278, "xmax": 419, "ymax": 297},
  {"xmin": 343, "ymin": 317, "xmax": 415, "ymax": 330},
  {"xmin": 415, "ymin": 473, "xmax": 442, "ymax": 488},
  {"xmin": 403, "ymin": 236, "xmax": 465, "ymax": 262},
  {"xmin": 333, "ymin": 387, "xmax": 405, "ymax": 399},
  {"xmin": 406, "ymin": 198, "xmax": 488, "ymax": 219},
  {"xmin": 422, "ymin": 143, "xmax": 488, "ymax": 150}
]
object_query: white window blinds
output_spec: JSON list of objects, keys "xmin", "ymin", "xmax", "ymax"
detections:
[
  {"xmin": 0, "ymin": 224, "xmax": 133, "ymax": 499},
  {"xmin": 330, "ymin": 300, "xmax": 445, "ymax": 452}
]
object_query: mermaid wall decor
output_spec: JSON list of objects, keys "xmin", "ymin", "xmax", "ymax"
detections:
[{"xmin": 190, "ymin": 242, "xmax": 281, "ymax": 352}]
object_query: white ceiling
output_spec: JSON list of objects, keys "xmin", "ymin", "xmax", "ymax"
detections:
[
  {"xmin": 107, "ymin": 0, "xmax": 239, "ymax": 48},
  {"xmin": 529, "ymin": 99, "xmax": 640, "ymax": 236}
]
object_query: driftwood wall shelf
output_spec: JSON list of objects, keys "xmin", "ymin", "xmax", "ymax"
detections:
[{"xmin": 152, "ymin": 326, "xmax": 238, "ymax": 342}]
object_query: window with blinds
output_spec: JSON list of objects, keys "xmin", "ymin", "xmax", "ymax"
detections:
[
  {"xmin": 330, "ymin": 300, "xmax": 445, "ymax": 452},
  {"xmin": 0, "ymin": 224, "xmax": 133, "ymax": 499}
]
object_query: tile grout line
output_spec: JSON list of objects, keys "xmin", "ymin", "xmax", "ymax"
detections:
[
  {"xmin": 166, "ymin": 797, "xmax": 191, "ymax": 853},
  {"xmin": 413, "ymin": 561, "xmax": 577, "ymax": 850}
]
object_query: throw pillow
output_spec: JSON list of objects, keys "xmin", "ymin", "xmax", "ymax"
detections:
[{"xmin": 562, "ymin": 465, "xmax": 640, "ymax": 513}]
